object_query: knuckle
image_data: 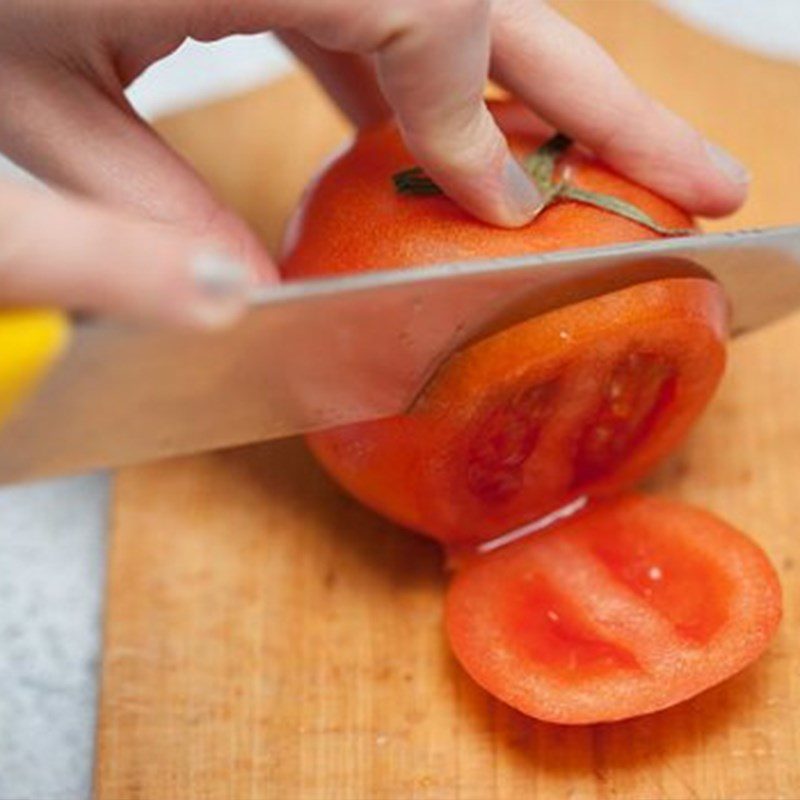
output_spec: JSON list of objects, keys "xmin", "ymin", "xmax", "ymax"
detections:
[
  {"xmin": 589, "ymin": 92, "xmax": 655, "ymax": 160},
  {"xmin": 377, "ymin": 0, "xmax": 490, "ymax": 47},
  {"xmin": 408, "ymin": 107, "xmax": 506, "ymax": 177},
  {"xmin": 314, "ymin": 0, "xmax": 491, "ymax": 53},
  {"xmin": 429, "ymin": 0, "xmax": 491, "ymax": 18},
  {"xmin": 292, "ymin": 0, "xmax": 363, "ymax": 50},
  {"xmin": 408, "ymin": 0, "xmax": 491, "ymax": 28}
]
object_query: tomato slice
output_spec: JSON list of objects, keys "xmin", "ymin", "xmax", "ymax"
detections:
[
  {"xmin": 424, "ymin": 279, "xmax": 726, "ymax": 544},
  {"xmin": 445, "ymin": 494, "xmax": 781, "ymax": 724}
]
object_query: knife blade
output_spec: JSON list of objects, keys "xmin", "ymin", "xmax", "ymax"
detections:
[{"xmin": 1, "ymin": 224, "xmax": 798, "ymax": 484}]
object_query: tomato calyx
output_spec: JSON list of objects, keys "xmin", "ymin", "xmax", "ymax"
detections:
[{"xmin": 393, "ymin": 134, "xmax": 693, "ymax": 236}]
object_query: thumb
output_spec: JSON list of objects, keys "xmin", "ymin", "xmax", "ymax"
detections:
[
  {"xmin": 0, "ymin": 181, "xmax": 258, "ymax": 328},
  {"xmin": 0, "ymin": 62, "xmax": 274, "ymax": 279}
]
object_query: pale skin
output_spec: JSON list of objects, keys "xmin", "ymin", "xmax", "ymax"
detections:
[{"xmin": 0, "ymin": 0, "xmax": 749, "ymax": 328}]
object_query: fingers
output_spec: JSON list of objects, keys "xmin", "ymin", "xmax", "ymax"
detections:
[
  {"xmin": 138, "ymin": 0, "xmax": 546, "ymax": 225},
  {"xmin": 204, "ymin": 0, "xmax": 747, "ymax": 219},
  {"xmin": 0, "ymin": 181, "xmax": 260, "ymax": 328},
  {"xmin": 372, "ymin": 0, "xmax": 542, "ymax": 226},
  {"xmin": 277, "ymin": 31, "xmax": 390, "ymax": 128},
  {"xmin": 0, "ymin": 59, "xmax": 274, "ymax": 276},
  {"xmin": 0, "ymin": 0, "xmax": 746, "ymax": 266},
  {"xmin": 490, "ymin": 0, "xmax": 748, "ymax": 217},
  {"xmin": 265, "ymin": 1, "xmax": 543, "ymax": 226}
]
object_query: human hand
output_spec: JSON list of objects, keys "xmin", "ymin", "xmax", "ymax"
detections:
[
  {"xmin": 0, "ymin": 0, "xmax": 749, "ymax": 323},
  {"xmin": 0, "ymin": 180, "xmax": 253, "ymax": 327},
  {"xmin": 280, "ymin": 0, "xmax": 749, "ymax": 223}
]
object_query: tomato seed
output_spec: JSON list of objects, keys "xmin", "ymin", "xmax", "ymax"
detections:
[
  {"xmin": 466, "ymin": 382, "xmax": 557, "ymax": 504},
  {"xmin": 573, "ymin": 352, "xmax": 676, "ymax": 486}
]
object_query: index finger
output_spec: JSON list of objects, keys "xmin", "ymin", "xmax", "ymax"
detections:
[{"xmin": 373, "ymin": 0, "xmax": 543, "ymax": 227}]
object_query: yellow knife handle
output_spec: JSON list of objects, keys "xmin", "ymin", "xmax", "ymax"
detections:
[{"xmin": 0, "ymin": 309, "xmax": 70, "ymax": 429}]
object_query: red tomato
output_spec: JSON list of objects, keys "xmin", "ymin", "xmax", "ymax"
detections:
[
  {"xmin": 445, "ymin": 495, "xmax": 782, "ymax": 724},
  {"xmin": 308, "ymin": 278, "xmax": 727, "ymax": 544},
  {"xmin": 283, "ymin": 99, "xmax": 727, "ymax": 546}
]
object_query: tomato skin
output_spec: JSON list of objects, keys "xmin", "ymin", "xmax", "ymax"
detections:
[
  {"xmin": 445, "ymin": 495, "xmax": 782, "ymax": 725},
  {"xmin": 308, "ymin": 278, "xmax": 727, "ymax": 544},
  {"xmin": 281, "ymin": 102, "xmax": 693, "ymax": 278}
]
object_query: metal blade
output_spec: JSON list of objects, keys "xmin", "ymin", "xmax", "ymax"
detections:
[{"xmin": 1, "ymin": 225, "xmax": 798, "ymax": 483}]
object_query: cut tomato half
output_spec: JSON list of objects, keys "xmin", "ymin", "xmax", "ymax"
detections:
[
  {"xmin": 310, "ymin": 278, "xmax": 727, "ymax": 544},
  {"xmin": 445, "ymin": 494, "xmax": 782, "ymax": 724}
]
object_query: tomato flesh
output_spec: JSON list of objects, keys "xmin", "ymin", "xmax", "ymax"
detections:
[
  {"xmin": 585, "ymin": 517, "xmax": 731, "ymax": 644},
  {"xmin": 426, "ymin": 280, "xmax": 726, "ymax": 543},
  {"xmin": 506, "ymin": 576, "xmax": 641, "ymax": 675},
  {"xmin": 446, "ymin": 495, "xmax": 782, "ymax": 724}
]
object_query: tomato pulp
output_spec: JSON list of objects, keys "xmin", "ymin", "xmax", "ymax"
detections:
[{"xmin": 280, "ymin": 99, "xmax": 782, "ymax": 724}]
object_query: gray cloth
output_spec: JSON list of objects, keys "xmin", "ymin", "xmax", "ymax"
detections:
[{"xmin": 0, "ymin": 474, "xmax": 108, "ymax": 800}]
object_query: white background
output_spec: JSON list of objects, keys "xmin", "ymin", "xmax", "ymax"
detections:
[{"xmin": 0, "ymin": 3, "xmax": 798, "ymax": 798}]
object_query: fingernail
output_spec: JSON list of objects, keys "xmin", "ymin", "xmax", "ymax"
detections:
[
  {"xmin": 504, "ymin": 156, "xmax": 544, "ymax": 224},
  {"xmin": 194, "ymin": 249, "xmax": 251, "ymax": 296},
  {"xmin": 704, "ymin": 140, "xmax": 750, "ymax": 185},
  {"xmin": 189, "ymin": 249, "xmax": 251, "ymax": 327}
]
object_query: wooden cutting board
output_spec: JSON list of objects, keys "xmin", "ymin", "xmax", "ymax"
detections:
[{"xmin": 95, "ymin": 3, "xmax": 800, "ymax": 798}]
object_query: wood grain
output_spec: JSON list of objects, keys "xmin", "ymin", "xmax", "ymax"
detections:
[{"xmin": 95, "ymin": 3, "xmax": 800, "ymax": 798}]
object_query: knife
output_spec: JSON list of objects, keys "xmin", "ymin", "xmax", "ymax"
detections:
[{"xmin": 1, "ymin": 224, "xmax": 799, "ymax": 484}]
